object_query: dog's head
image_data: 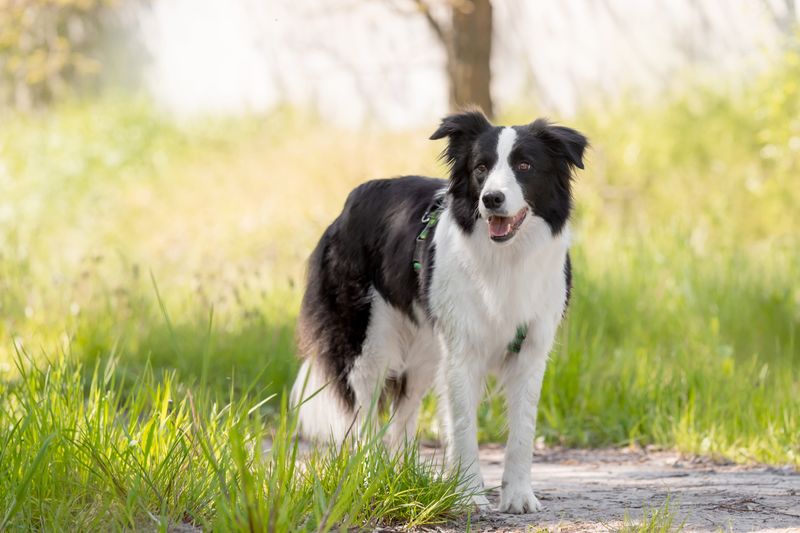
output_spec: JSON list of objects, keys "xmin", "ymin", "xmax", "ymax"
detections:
[{"xmin": 430, "ymin": 110, "xmax": 587, "ymax": 242}]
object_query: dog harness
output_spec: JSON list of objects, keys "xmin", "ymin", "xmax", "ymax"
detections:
[{"xmin": 412, "ymin": 193, "xmax": 529, "ymax": 354}]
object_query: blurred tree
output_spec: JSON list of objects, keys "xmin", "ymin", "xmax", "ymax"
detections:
[
  {"xmin": 0, "ymin": 0, "xmax": 126, "ymax": 109},
  {"xmin": 412, "ymin": 0, "xmax": 494, "ymax": 117},
  {"xmin": 763, "ymin": 0, "xmax": 798, "ymax": 35}
]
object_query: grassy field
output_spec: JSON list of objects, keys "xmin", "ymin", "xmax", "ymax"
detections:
[{"xmin": 1, "ymin": 50, "xmax": 799, "ymax": 529}]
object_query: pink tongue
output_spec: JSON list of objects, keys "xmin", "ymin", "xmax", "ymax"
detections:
[{"xmin": 489, "ymin": 217, "xmax": 511, "ymax": 237}]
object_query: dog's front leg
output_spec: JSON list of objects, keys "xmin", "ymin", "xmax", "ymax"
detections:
[
  {"xmin": 498, "ymin": 329, "xmax": 551, "ymax": 514},
  {"xmin": 438, "ymin": 341, "xmax": 489, "ymax": 510}
]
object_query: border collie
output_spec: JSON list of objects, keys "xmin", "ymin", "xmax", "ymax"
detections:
[{"xmin": 291, "ymin": 110, "xmax": 587, "ymax": 513}]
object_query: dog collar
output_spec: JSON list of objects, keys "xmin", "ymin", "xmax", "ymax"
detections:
[{"xmin": 412, "ymin": 193, "xmax": 529, "ymax": 354}]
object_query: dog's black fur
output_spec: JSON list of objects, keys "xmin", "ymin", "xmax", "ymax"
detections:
[
  {"xmin": 296, "ymin": 112, "xmax": 587, "ymax": 413},
  {"xmin": 430, "ymin": 112, "xmax": 586, "ymax": 236},
  {"xmin": 296, "ymin": 176, "xmax": 444, "ymax": 408}
]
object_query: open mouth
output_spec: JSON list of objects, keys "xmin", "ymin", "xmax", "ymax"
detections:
[{"xmin": 487, "ymin": 208, "xmax": 527, "ymax": 242}]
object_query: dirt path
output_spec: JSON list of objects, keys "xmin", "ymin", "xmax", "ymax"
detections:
[{"xmin": 424, "ymin": 445, "xmax": 800, "ymax": 532}]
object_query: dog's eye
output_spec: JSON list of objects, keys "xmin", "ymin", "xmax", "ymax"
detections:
[
  {"xmin": 516, "ymin": 161, "xmax": 531, "ymax": 172},
  {"xmin": 475, "ymin": 164, "xmax": 488, "ymax": 174}
]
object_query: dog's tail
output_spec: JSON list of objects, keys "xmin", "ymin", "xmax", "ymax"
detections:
[{"xmin": 290, "ymin": 359, "xmax": 353, "ymax": 443}]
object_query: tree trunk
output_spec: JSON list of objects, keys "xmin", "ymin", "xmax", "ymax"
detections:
[{"xmin": 448, "ymin": 0, "xmax": 493, "ymax": 117}]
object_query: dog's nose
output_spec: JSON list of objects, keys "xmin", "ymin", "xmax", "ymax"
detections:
[{"xmin": 482, "ymin": 190, "xmax": 505, "ymax": 210}]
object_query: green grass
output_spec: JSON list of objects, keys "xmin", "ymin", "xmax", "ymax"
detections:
[
  {"xmin": 0, "ymin": 351, "xmax": 469, "ymax": 530},
  {"xmin": 1, "ymin": 48, "xmax": 799, "ymax": 529},
  {"xmin": 619, "ymin": 497, "xmax": 684, "ymax": 533}
]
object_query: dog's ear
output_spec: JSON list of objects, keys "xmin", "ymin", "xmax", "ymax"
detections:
[
  {"xmin": 533, "ymin": 120, "xmax": 588, "ymax": 170},
  {"xmin": 430, "ymin": 110, "xmax": 492, "ymax": 141},
  {"xmin": 430, "ymin": 110, "xmax": 492, "ymax": 169}
]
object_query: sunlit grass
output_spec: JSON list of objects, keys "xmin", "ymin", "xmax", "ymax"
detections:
[
  {"xmin": 619, "ymin": 497, "xmax": 684, "ymax": 533},
  {"xmin": 0, "ymin": 45, "xmax": 799, "ymax": 530},
  {"xmin": 0, "ymin": 351, "xmax": 469, "ymax": 530}
]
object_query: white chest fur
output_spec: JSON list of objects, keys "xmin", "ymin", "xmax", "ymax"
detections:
[{"xmin": 429, "ymin": 207, "xmax": 570, "ymax": 362}]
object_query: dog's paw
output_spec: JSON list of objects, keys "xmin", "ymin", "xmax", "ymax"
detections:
[
  {"xmin": 470, "ymin": 493, "xmax": 492, "ymax": 513},
  {"xmin": 498, "ymin": 484, "xmax": 542, "ymax": 514}
]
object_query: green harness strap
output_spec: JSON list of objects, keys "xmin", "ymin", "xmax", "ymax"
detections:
[
  {"xmin": 412, "ymin": 205, "xmax": 441, "ymax": 272},
  {"xmin": 507, "ymin": 324, "xmax": 529, "ymax": 354},
  {"xmin": 413, "ymin": 199, "xmax": 529, "ymax": 354}
]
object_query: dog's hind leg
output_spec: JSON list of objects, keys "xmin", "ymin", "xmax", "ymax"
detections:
[
  {"xmin": 346, "ymin": 291, "xmax": 403, "ymax": 439},
  {"xmin": 382, "ymin": 312, "xmax": 440, "ymax": 452},
  {"xmin": 347, "ymin": 355, "xmax": 389, "ymax": 439},
  {"xmin": 389, "ymin": 365, "xmax": 436, "ymax": 452}
]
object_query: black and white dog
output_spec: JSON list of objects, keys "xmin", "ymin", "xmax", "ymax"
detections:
[{"xmin": 291, "ymin": 111, "xmax": 587, "ymax": 513}]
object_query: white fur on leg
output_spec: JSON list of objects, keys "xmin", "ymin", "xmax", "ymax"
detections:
[
  {"xmin": 434, "ymin": 358, "xmax": 490, "ymax": 511},
  {"xmin": 386, "ymin": 362, "xmax": 436, "ymax": 452},
  {"xmin": 438, "ymin": 337, "xmax": 488, "ymax": 504},
  {"xmin": 497, "ymin": 322, "xmax": 554, "ymax": 514},
  {"xmin": 349, "ymin": 292, "xmax": 439, "ymax": 443},
  {"xmin": 498, "ymin": 483, "xmax": 541, "ymax": 514}
]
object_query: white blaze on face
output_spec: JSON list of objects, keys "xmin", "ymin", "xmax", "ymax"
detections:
[{"xmin": 479, "ymin": 127, "xmax": 526, "ymax": 220}]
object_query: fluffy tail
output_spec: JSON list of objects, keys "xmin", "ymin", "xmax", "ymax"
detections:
[{"xmin": 290, "ymin": 359, "xmax": 353, "ymax": 442}]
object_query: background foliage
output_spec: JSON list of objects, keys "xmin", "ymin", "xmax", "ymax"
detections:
[
  {"xmin": 0, "ymin": 0, "xmax": 134, "ymax": 108},
  {"xmin": 0, "ymin": 9, "xmax": 798, "ymax": 528}
]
